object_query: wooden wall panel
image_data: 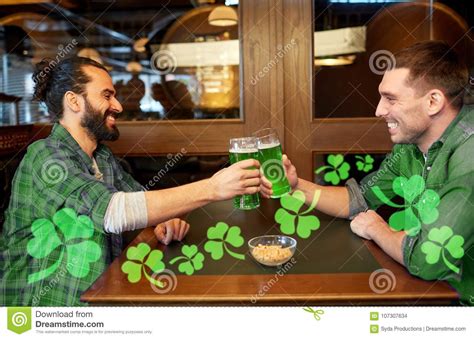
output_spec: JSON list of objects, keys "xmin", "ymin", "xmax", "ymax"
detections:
[
  {"xmin": 310, "ymin": 118, "xmax": 393, "ymax": 153},
  {"xmin": 240, "ymin": 0, "xmax": 284, "ymax": 138},
  {"xmin": 241, "ymin": 0, "xmax": 315, "ymax": 180},
  {"xmin": 281, "ymin": 0, "xmax": 314, "ymax": 181},
  {"xmin": 106, "ymin": 120, "xmax": 244, "ymax": 156}
]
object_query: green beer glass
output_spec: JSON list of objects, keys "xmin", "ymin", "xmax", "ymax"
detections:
[
  {"xmin": 229, "ymin": 137, "xmax": 260, "ymax": 210},
  {"xmin": 253, "ymin": 128, "xmax": 291, "ymax": 198}
]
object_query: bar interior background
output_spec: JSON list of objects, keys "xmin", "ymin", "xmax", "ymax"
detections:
[{"xmin": 0, "ymin": 0, "xmax": 472, "ymax": 239}]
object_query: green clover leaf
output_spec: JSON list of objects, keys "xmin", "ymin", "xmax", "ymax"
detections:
[
  {"xmin": 53, "ymin": 208, "xmax": 94, "ymax": 241},
  {"xmin": 275, "ymin": 190, "xmax": 321, "ymax": 239},
  {"xmin": 207, "ymin": 222, "xmax": 228, "ymax": 240},
  {"xmin": 355, "ymin": 155, "xmax": 374, "ymax": 173},
  {"xmin": 27, "ymin": 219, "xmax": 62, "ymax": 259},
  {"xmin": 66, "ymin": 241, "xmax": 101, "ymax": 278},
  {"xmin": 371, "ymin": 175, "xmax": 440, "ymax": 235},
  {"xmin": 280, "ymin": 190, "xmax": 306, "ymax": 213},
  {"xmin": 427, "ymin": 225, "xmax": 453, "ymax": 244},
  {"xmin": 415, "ymin": 189, "xmax": 440, "ymax": 224},
  {"xmin": 393, "ymin": 176, "xmax": 425, "ymax": 204},
  {"xmin": 145, "ymin": 248, "xmax": 166, "ymax": 272},
  {"xmin": 120, "ymin": 261, "xmax": 143, "ymax": 283},
  {"xmin": 275, "ymin": 209, "xmax": 297, "ymax": 234},
  {"xmin": 420, "ymin": 241, "xmax": 442, "ymax": 264},
  {"xmin": 204, "ymin": 222, "xmax": 245, "ymax": 260},
  {"xmin": 204, "ymin": 239, "xmax": 223, "ymax": 259},
  {"xmin": 121, "ymin": 243, "xmax": 165, "ymax": 287},
  {"xmin": 296, "ymin": 215, "xmax": 320, "ymax": 238},
  {"xmin": 27, "ymin": 208, "xmax": 101, "ymax": 284},
  {"xmin": 388, "ymin": 207, "xmax": 420, "ymax": 235},
  {"xmin": 445, "ymin": 236, "xmax": 465, "ymax": 259},
  {"xmin": 327, "ymin": 154, "xmax": 344, "ymax": 168},
  {"xmin": 275, "ymin": 210, "xmax": 320, "ymax": 238},
  {"xmin": 225, "ymin": 226, "xmax": 245, "ymax": 247},
  {"xmin": 315, "ymin": 154, "xmax": 350, "ymax": 185},
  {"xmin": 420, "ymin": 226, "xmax": 465, "ymax": 274},
  {"xmin": 126, "ymin": 242, "xmax": 151, "ymax": 262},
  {"xmin": 169, "ymin": 245, "xmax": 205, "ymax": 275}
]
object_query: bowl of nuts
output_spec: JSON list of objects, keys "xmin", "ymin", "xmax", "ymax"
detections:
[{"xmin": 248, "ymin": 235, "xmax": 297, "ymax": 267}]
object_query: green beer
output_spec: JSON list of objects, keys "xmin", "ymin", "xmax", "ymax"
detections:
[
  {"xmin": 229, "ymin": 138, "xmax": 260, "ymax": 210},
  {"xmin": 253, "ymin": 129, "xmax": 291, "ymax": 198}
]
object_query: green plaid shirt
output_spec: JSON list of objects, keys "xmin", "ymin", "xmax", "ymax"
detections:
[
  {"xmin": 1, "ymin": 123, "xmax": 143, "ymax": 306},
  {"xmin": 350, "ymin": 105, "xmax": 474, "ymax": 305}
]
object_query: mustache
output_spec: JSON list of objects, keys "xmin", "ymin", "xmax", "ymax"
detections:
[{"xmin": 104, "ymin": 111, "xmax": 118, "ymax": 119}]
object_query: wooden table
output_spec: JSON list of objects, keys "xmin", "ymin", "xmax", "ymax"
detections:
[{"xmin": 81, "ymin": 199, "xmax": 458, "ymax": 305}]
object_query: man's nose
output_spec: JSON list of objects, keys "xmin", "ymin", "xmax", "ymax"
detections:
[
  {"xmin": 375, "ymin": 100, "xmax": 387, "ymax": 118},
  {"xmin": 110, "ymin": 97, "xmax": 123, "ymax": 113}
]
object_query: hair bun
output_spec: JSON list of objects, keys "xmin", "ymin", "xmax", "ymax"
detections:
[{"xmin": 32, "ymin": 58, "xmax": 56, "ymax": 102}]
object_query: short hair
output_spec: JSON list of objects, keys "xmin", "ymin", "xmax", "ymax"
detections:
[
  {"xmin": 32, "ymin": 57, "xmax": 108, "ymax": 120},
  {"xmin": 394, "ymin": 41, "xmax": 468, "ymax": 110}
]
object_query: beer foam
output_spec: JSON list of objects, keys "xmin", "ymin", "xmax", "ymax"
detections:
[
  {"xmin": 257, "ymin": 142, "xmax": 280, "ymax": 150},
  {"xmin": 230, "ymin": 148, "xmax": 258, "ymax": 153}
]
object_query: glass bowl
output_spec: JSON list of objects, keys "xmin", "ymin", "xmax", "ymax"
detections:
[{"xmin": 248, "ymin": 235, "xmax": 297, "ymax": 266}]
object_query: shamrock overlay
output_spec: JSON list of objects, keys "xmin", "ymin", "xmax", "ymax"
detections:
[
  {"xmin": 169, "ymin": 245, "xmax": 205, "ymax": 275},
  {"xmin": 355, "ymin": 154, "xmax": 374, "ymax": 173},
  {"xmin": 204, "ymin": 222, "xmax": 246, "ymax": 260},
  {"xmin": 420, "ymin": 226, "xmax": 465, "ymax": 274},
  {"xmin": 274, "ymin": 190, "xmax": 321, "ymax": 239},
  {"xmin": 371, "ymin": 175, "xmax": 440, "ymax": 235},
  {"xmin": 118, "ymin": 188, "xmax": 343, "ymax": 288},
  {"xmin": 121, "ymin": 243, "xmax": 166, "ymax": 287},
  {"xmin": 315, "ymin": 154, "xmax": 350, "ymax": 185},
  {"xmin": 27, "ymin": 208, "xmax": 101, "ymax": 284}
]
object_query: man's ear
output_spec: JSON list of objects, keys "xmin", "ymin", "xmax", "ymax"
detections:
[
  {"xmin": 426, "ymin": 89, "xmax": 446, "ymax": 117},
  {"xmin": 64, "ymin": 91, "xmax": 82, "ymax": 113}
]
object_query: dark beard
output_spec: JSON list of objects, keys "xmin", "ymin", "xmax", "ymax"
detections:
[{"xmin": 81, "ymin": 98, "xmax": 119, "ymax": 142}]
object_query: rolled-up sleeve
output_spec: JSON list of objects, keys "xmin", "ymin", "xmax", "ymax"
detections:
[
  {"xmin": 344, "ymin": 146, "xmax": 405, "ymax": 218},
  {"xmin": 345, "ymin": 178, "xmax": 368, "ymax": 219}
]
